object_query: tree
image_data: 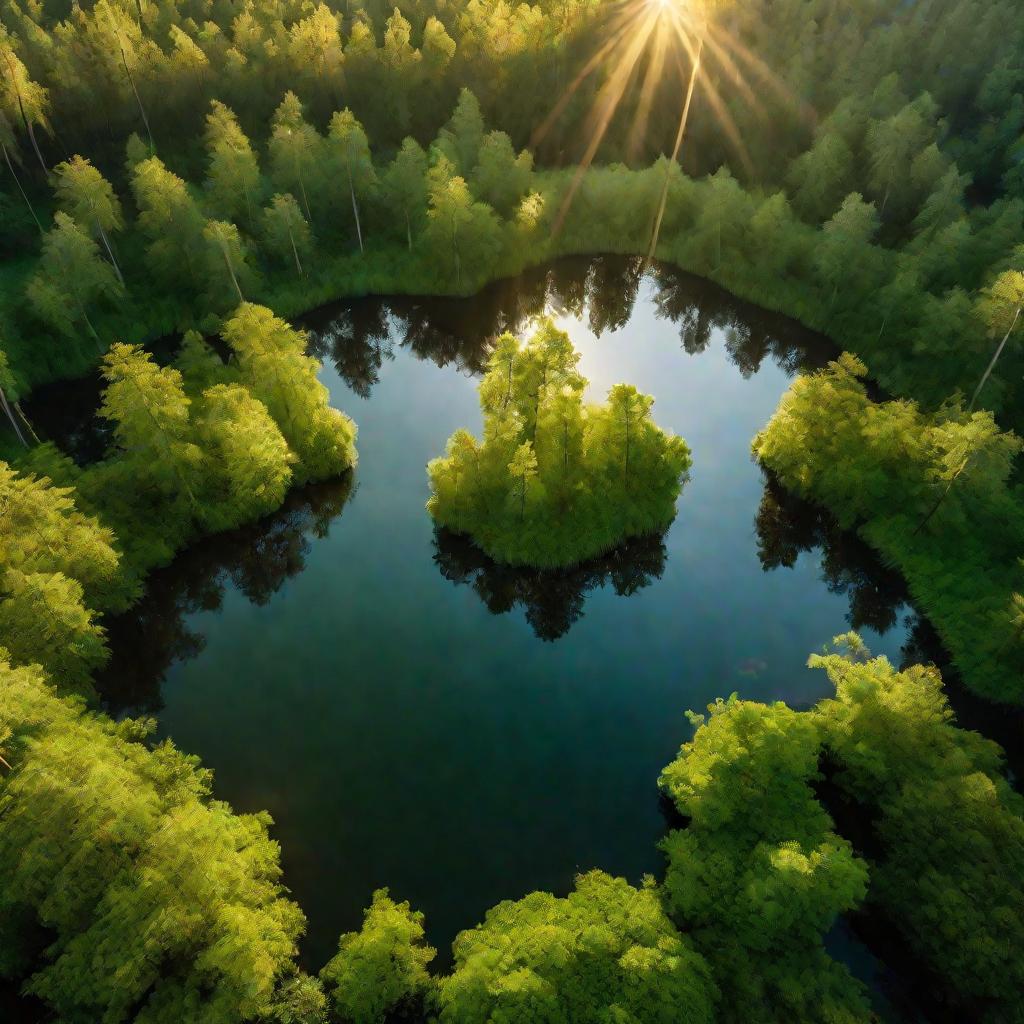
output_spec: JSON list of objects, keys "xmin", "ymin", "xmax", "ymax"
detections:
[
  {"xmin": 437, "ymin": 871, "xmax": 717, "ymax": 1024},
  {"xmin": 202, "ymin": 218, "xmax": 255, "ymax": 305},
  {"xmin": 51, "ymin": 155, "xmax": 126, "ymax": 286},
  {"xmin": 131, "ymin": 155, "xmax": 206, "ymax": 290},
  {"xmin": 970, "ymin": 270, "xmax": 1024, "ymax": 409},
  {"xmin": 424, "ymin": 158, "xmax": 501, "ymax": 287},
  {"xmin": 193, "ymin": 383, "xmax": 294, "ymax": 531},
  {"xmin": 26, "ymin": 212, "xmax": 122, "ymax": 343},
  {"xmin": 471, "ymin": 130, "xmax": 533, "ymax": 216},
  {"xmin": 221, "ymin": 303, "xmax": 357, "ymax": 482},
  {"xmin": 320, "ymin": 889, "xmax": 435, "ymax": 1024},
  {"xmin": 98, "ymin": 342, "xmax": 204, "ymax": 510},
  {"xmin": 204, "ymin": 100, "xmax": 261, "ymax": 226},
  {"xmin": 326, "ymin": 108, "xmax": 376, "ymax": 252},
  {"xmin": 0, "ymin": 459, "xmax": 123, "ymax": 610},
  {"xmin": 0, "ymin": 29, "xmax": 50, "ymax": 174},
  {"xmin": 428, "ymin": 318, "xmax": 690, "ymax": 566},
  {"xmin": 262, "ymin": 193, "xmax": 313, "ymax": 275},
  {"xmin": 0, "ymin": 656, "xmax": 306, "ymax": 1022},
  {"xmin": 436, "ymin": 88, "xmax": 485, "ymax": 177},
  {"xmin": 380, "ymin": 138, "xmax": 428, "ymax": 250},
  {"xmin": 787, "ymin": 132, "xmax": 855, "ymax": 223},
  {"xmin": 0, "ymin": 568, "xmax": 107, "ymax": 693},
  {"xmin": 269, "ymin": 92, "xmax": 322, "ymax": 225}
]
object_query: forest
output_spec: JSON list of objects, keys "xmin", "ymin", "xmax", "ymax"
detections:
[{"xmin": 1, "ymin": 0, "xmax": 1023, "ymax": 1022}]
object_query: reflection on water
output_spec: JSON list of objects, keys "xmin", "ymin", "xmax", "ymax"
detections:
[
  {"xmin": 434, "ymin": 528, "xmax": 667, "ymax": 642},
  {"xmin": 97, "ymin": 476, "xmax": 353, "ymax": 714},
  {"xmin": 25, "ymin": 255, "xmax": 950, "ymax": 975}
]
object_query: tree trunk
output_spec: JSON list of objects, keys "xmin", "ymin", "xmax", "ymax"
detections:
[
  {"xmin": 914, "ymin": 457, "xmax": 970, "ymax": 537},
  {"xmin": 288, "ymin": 225, "xmax": 303, "ymax": 276},
  {"xmin": 117, "ymin": 36, "xmax": 154, "ymax": 151},
  {"xmin": 647, "ymin": 31, "xmax": 704, "ymax": 261},
  {"xmin": 298, "ymin": 168, "xmax": 313, "ymax": 225},
  {"xmin": 14, "ymin": 401, "xmax": 40, "ymax": 444},
  {"xmin": 347, "ymin": 163, "xmax": 364, "ymax": 253},
  {"xmin": 969, "ymin": 305, "xmax": 1022, "ymax": 411},
  {"xmin": 2, "ymin": 49, "xmax": 48, "ymax": 175},
  {"xmin": 1, "ymin": 142, "xmax": 43, "ymax": 233},
  {"xmin": 0, "ymin": 386, "xmax": 28, "ymax": 447},
  {"xmin": 98, "ymin": 224, "xmax": 126, "ymax": 287},
  {"xmin": 219, "ymin": 238, "xmax": 244, "ymax": 302}
]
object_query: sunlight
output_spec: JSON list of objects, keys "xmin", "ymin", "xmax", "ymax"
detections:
[{"xmin": 537, "ymin": 0, "xmax": 791, "ymax": 243}]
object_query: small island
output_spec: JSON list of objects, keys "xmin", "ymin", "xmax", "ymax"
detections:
[{"xmin": 427, "ymin": 317, "xmax": 692, "ymax": 568}]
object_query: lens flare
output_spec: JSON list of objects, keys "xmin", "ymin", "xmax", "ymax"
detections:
[{"xmin": 537, "ymin": 0, "xmax": 801, "ymax": 249}]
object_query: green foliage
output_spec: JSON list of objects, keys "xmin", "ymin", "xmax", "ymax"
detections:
[
  {"xmin": 320, "ymin": 889, "xmax": 435, "ymax": 1024},
  {"xmin": 659, "ymin": 697, "xmax": 870, "ymax": 1024},
  {"xmin": 427, "ymin": 317, "xmax": 691, "ymax": 567},
  {"xmin": 753, "ymin": 353, "xmax": 1024, "ymax": 703},
  {"xmin": 437, "ymin": 870, "xmax": 717, "ymax": 1024},
  {"xmin": 811, "ymin": 639, "xmax": 1024, "ymax": 1021},
  {"xmin": 222, "ymin": 303, "xmax": 357, "ymax": 483},
  {"xmin": 0, "ymin": 654, "xmax": 305, "ymax": 1023}
]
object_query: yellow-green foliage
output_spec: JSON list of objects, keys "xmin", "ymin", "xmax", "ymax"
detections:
[
  {"xmin": 427, "ymin": 317, "xmax": 691, "ymax": 567},
  {"xmin": 320, "ymin": 889, "xmax": 435, "ymax": 1024},
  {"xmin": 436, "ymin": 870, "xmax": 718, "ymax": 1024},
  {"xmin": 753, "ymin": 354, "xmax": 1024, "ymax": 703},
  {"xmin": 0, "ymin": 654, "xmax": 306, "ymax": 1022},
  {"xmin": 660, "ymin": 697, "xmax": 871, "ymax": 1024},
  {"xmin": 811, "ymin": 636, "xmax": 1024, "ymax": 1020}
]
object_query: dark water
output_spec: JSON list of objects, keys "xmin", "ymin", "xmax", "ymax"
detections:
[
  {"xmin": 13, "ymin": 259, "xmax": 947, "ymax": 1007},
  {"xmin": 56, "ymin": 256, "xmax": 930, "ymax": 973}
]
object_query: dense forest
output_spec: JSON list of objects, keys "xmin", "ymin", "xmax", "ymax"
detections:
[{"xmin": 1, "ymin": 0, "xmax": 1023, "ymax": 1021}]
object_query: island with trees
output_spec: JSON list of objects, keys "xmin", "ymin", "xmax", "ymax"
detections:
[{"xmin": 427, "ymin": 317, "xmax": 691, "ymax": 567}]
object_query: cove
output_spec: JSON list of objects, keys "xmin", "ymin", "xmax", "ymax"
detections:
[{"xmin": 58, "ymin": 257, "xmax": 926, "ymax": 967}]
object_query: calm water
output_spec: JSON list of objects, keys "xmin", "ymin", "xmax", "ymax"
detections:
[{"xmin": 36, "ymin": 258, "xmax": 926, "ymax": 969}]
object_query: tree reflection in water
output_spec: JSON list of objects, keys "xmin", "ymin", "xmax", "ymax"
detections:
[
  {"xmin": 433, "ymin": 527, "xmax": 667, "ymax": 641},
  {"xmin": 96, "ymin": 475, "xmax": 353, "ymax": 715},
  {"xmin": 302, "ymin": 255, "xmax": 833, "ymax": 399}
]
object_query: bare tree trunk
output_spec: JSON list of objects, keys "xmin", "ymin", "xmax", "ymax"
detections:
[
  {"xmin": 288, "ymin": 225, "xmax": 303, "ymax": 276},
  {"xmin": 0, "ymin": 386, "xmax": 28, "ymax": 447},
  {"xmin": 14, "ymin": 401, "xmax": 40, "ymax": 443},
  {"xmin": 347, "ymin": 163, "xmax": 364, "ymax": 253},
  {"xmin": 116, "ymin": 34, "xmax": 154, "ymax": 152},
  {"xmin": 218, "ymin": 238, "xmax": 244, "ymax": 302},
  {"xmin": 1, "ymin": 49, "xmax": 48, "ymax": 175},
  {"xmin": 914, "ymin": 458, "xmax": 970, "ymax": 537},
  {"xmin": 98, "ymin": 223, "xmax": 125, "ymax": 287},
  {"xmin": 969, "ymin": 306, "xmax": 1021, "ymax": 411},
  {"xmin": 298, "ymin": 168, "xmax": 312, "ymax": 225},
  {"xmin": 1, "ymin": 141, "xmax": 42, "ymax": 233},
  {"xmin": 647, "ymin": 31, "xmax": 704, "ymax": 261}
]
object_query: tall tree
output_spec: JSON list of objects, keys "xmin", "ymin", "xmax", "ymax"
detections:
[
  {"xmin": 204, "ymin": 100, "xmax": 261, "ymax": 226},
  {"xmin": 326, "ymin": 108, "xmax": 375, "ymax": 253},
  {"xmin": 51, "ymin": 155, "xmax": 126, "ymax": 286},
  {"xmin": 26, "ymin": 212, "xmax": 122, "ymax": 344},
  {"xmin": 381, "ymin": 137, "xmax": 428, "ymax": 250},
  {"xmin": 262, "ymin": 193, "xmax": 313, "ymax": 275},
  {"xmin": 269, "ymin": 92, "xmax": 323, "ymax": 226},
  {"xmin": 970, "ymin": 269, "xmax": 1024, "ymax": 409}
]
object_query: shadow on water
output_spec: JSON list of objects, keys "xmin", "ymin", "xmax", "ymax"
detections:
[
  {"xmin": 433, "ymin": 528, "xmax": 668, "ymax": 642},
  {"xmin": 95, "ymin": 475, "xmax": 353, "ymax": 715}
]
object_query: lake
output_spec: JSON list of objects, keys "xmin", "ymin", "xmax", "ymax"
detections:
[{"xmin": 33, "ymin": 256, "xmax": 925, "ymax": 970}]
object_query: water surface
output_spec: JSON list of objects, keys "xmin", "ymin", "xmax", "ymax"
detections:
[{"xmin": 86, "ymin": 257, "xmax": 923, "ymax": 965}]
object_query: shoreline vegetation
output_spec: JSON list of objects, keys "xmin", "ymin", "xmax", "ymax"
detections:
[{"xmin": 2, "ymin": 0, "xmax": 1023, "ymax": 1021}]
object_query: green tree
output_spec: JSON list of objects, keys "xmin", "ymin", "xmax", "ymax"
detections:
[
  {"xmin": 98, "ymin": 342, "xmax": 204, "ymax": 509},
  {"xmin": 970, "ymin": 269, "xmax": 1024, "ymax": 409},
  {"xmin": 26, "ymin": 212, "xmax": 122, "ymax": 343},
  {"xmin": 437, "ymin": 871, "xmax": 717, "ymax": 1024},
  {"xmin": 381, "ymin": 137, "xmax": 428, "ymax": 250},
  {"xmin": 221, "ymin": 303, "xmax": 357, "ymax": 482},
  {"xmin": 204, "ymin": 100, "xmax": 261, "ymax": 226},
  {"xmin": 262, "ymin": 193, "xmax": 313, "ymax": 275},
  {"xmin": 436, "ymin": 88, "xmax": 485, "ymax": 177},
  {"xmin": 320, "ymin": 889, "xmax": 435, "ymax": 1024},
  {"xmin": 471, "ymin": 130, "xmax": 533, "ymax": 216},
  {"xmin": 51, "ymin": 155, "xmax": 125, "ymax": 285},
  {"xmin": 326, "ymin": 108, "xmax": 376, "ymax": 252},
  {"xmin": 269, "ymin": 92, "xmax": 322, "ymax": 225},
  {"xmin": 0, "ymin": 568, "xmax": 107, "ymax": 693}
]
